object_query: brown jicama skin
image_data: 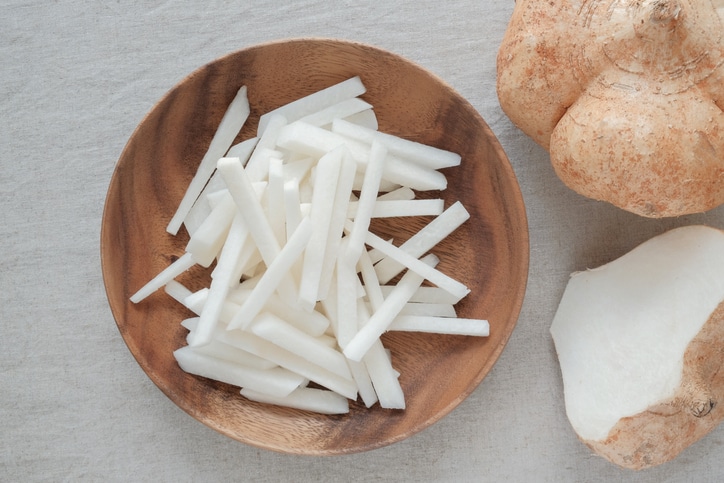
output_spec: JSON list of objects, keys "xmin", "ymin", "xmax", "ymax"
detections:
[
  {"xmin": 584, "ymin": 300, "xmax": 724, "ymax": 470},
  {"xmin": 497, "ymin": 0, "xmax": 724, "ymax": 217}
]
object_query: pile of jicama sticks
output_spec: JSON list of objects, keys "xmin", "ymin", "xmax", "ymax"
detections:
[{"xmin": 130, "ymin": 76, "xmax": 489, "ymax": 414}]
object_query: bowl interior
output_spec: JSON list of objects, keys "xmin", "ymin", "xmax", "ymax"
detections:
[{"xmin": 101, "ymin": 38, "xmax": 528, "ymax": 455}]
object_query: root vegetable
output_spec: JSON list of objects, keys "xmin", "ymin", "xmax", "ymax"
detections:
[
  {"xmin": 550, "ymin": 225, "xmax": 724, "ymax": 470},
  {"xmin": 496, "ymin": 0, "xmax": 724, "ymax": 217}
]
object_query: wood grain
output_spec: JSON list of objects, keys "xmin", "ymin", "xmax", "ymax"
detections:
[{"xmin": 100, "ymin": 38, "xmax": 529, "ymax": 455}]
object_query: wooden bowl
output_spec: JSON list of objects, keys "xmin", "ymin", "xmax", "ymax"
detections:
[{"xmin": 101, "ymin": 38, "xmax": 529, "ymax": 455}]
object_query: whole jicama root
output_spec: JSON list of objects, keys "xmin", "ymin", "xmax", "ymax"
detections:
[
  {"xmin": 551, "ymin": 225, "xmax": 724, "ymax": 470},
  {"xmin": 497, "ymin": 0, "xmax": 724, "ymax": 217}
]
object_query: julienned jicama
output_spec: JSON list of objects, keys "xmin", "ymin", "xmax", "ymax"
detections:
[
  {"xmin": 129, "ymin": 76, "xmax": 489, "ymax": 414},
  {"xmin": 551, "ymin": 225, "xmax": 724, "ymax": 470}
]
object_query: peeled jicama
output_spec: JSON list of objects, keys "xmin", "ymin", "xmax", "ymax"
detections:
[{"xmin": 550, "ymin": 225, "xmax": 724, "ymax": 470}]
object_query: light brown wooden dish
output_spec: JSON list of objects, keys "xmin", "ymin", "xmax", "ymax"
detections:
[{"xmin": 100, "ymin": 38, "xmax": 529, "ymax": 455}]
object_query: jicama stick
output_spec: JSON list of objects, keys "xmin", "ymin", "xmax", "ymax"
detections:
[
  {"xmin": 267, "ymin": 157, "xmax": 286, "ymax": 245},
  {"xmin": 356, "ymin": 302, "xmax": 405, "ymax": 409},
  {"xmin": 346, "ymin": 221, "xmax": 471, "ymax": 302},
  {"xmin": 183, "ymin": 137, "xmax": 259, "ymax": 236},
  {"xmin": 379, "ymin": 285, "xmax": 462, "ymax": 304},
  {"xmin": 245, "ymin": 114, "xmax": 287, "ymax": 182},
  {"xmin": 167, "ymin": 85, "xmax": 250, "ymax": 235},
  {"xmin": 316, "ymin": 152, "xmax": 357, "ymax": 301},
  {"xmin": 216, "ymin": 156, "xmax": 296, "ymax": 303},
  {"xmin": 347, "ymin": 199, "xmax": 444, "ymax": 219},
  {"xmin": 227, "ymin": 217, "xmax": 312, "ymax": 330},
  {"xmin": 190, "ymin": 212, "xmax": 249, "ymax": 347},
  {"xmin": 130, "ymin": 252, "xmax": 195, "ymax": 303},
  {"xmin": 298, "ymin": 97, "xmax": 373, "ymax": 128},
  {"xmin": 249, "ymin": 312, "xmax": 353, "ymax": 380},
  {"xmin": 345, "ymin": 141, "xmax": 386, "ymax": 261},
  {"xmin": 388, "ymin": 315, "xmax": 490, "ymax": 336},
  {"xmin": 332, "ymin": 117, "xmax": 461, "ymax": 169},
  {"xmin": 173, "ymin": 345, "xmax": 304, "ymax": 398},
  {"xmin": 184, "ymin": 191, "xmax": 236, "ymax": 267},
  {"xmin": 181, "ymin": 318, "xmax": 277, "ymax": 370},
  {"xmin": 342, "ymin": 108, "xmax": 378, "ymax": 130},
  {"xmin": 257, "ymin": 76, "xmax": 366, "ymax": 135},
  {"xmin": 297, "ymin": 147, "xmax": 344, "ymax": 311},
  {"xmin": 398, "ymin": 302, "xmax": 457, "ymax": 317},
  {"xmin": 343, "ymin": 254, "xmax": 437, "ymax": 362},
  {"xmin": 240, "ymin": 387, "xmax": 350, "ymax": 415},
  {"xmin": 375, "ymin": 201, "xmax": 470, "ymax": 284},
  {"xmin": 219, "ymin": 329, "xmax": 358, "ymax": 400}
]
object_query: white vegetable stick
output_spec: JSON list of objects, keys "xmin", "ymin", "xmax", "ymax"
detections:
[
  {"xmin": 226, "ymin": 136, "xmax": 259, "ymax": 160},
  {"xmin": 210, "ymin": 212, "xmax": 249, "ymax": 282},
  {"xmin": 277, "ymin": 122, "xmax": 446, "ymax": 191},
  {"xmin": 344, "ymin": 301, "xmax": 380, "ymax": 408},
  {"xmin": 299, "ymin": 97, "xmax": 373, "ymax": 127},
  {"xmin": 346, "ymin": 141, "xmax": 386, "ymax": 261},
  {"xmin": 227, "ymin": 217, "xmax": 313, "ymax": 330},
  {"xmin": 379, "ymin": 285, "xmax": 462, "ymax": 304},
  {"xmin": 181, "ymin": 318, "xmax": 277, "ymax": 369},
  {"xmin": 336, "ymin": 243, "xmax": 359, "ymax": 348},
  {"xmin": 351, "ymin": 171, "xmax": 402, "ymax": 193},
  {"xmin": 184, "ymin": 138, "xmax": 257, "ymax": 235},
  {"xmin": 388, "ymin": 315, "xmax": 490, "ymax": 336},
  {"xmin": 184, "ymin": 289, "xmax": 241, "ymax": 324},
  {"xmin": 317, "ymin": 152, "xmax": 357, "ymax": 301},
  {"xmin": 342, "ymin": 108, "xmax": 378, "ymax": 130},
  {"xmin": 376, "ymin": 187, "xmax": 416, "ymax": 202},
  {"xmin": 130, "ymin": 252, "xmax": 195, "ymax": 303},
  {"xmin": 375, "ymin": 201, "xmax": 470, "ymax": 284},
  {"xmin": 241, "ymin": 386, "xmax": 349, "ymax": 415},
  {"xmin": 229, "ymin": 287, "xmax": 330, "ymax": 337},
  {"xmin": 283, "ymin": 178, "xmax": 303, "ymax": 240},
  {"xmin": 218, "ymin": 329, "xmax": 358, "ymax": 400},
  {"xmin": 320, "ymin": 271, "xmax": 339, "ymax": 337},
  {"xmin": 297, "ymin": 147, "xmax": 344, "ymax": 312},
  {"xmin": 346, "ymin": 358, "xmax": 378, "ymax": 408},
  {"xmin": 343, "ymin": 254, "xmax": 436, "ymax": 362},
  {"xmin": 366, "ymin": 242, "xmax": 391, "ymax": 265},
  {"xmin": 282, "ymin": 157, "xmax": 314, "ymax": 184},
  {"xmin": 332, "ymin": 118, "xmax": 461, "ymax": 170},
  {"xmin": 173, "ymin": 346, "xmax": 303, "ymax": 398},
  {"xmin": 398, "ymin": 303, "xmax": 457, "ymax": 317},
  {"xmin": 257, "ymin": 76, "xmax": 366, "ymax": 135},
  {"xmin": 275, "ymin": 121, "xmax": 347, "ymax": 159},
  {"xmin": 363, "ymin": 339, "xmax": 405, "ymax": 409},
  {"xmin": 246, "ymin": 113, "xmax": 288, "ymax": 181},
  {"xmin": 357, "ymin": 249, "xmax": 385, "ymax": 312},
  {"xmin": 166, "ymin": 85, "xmax": 250, "ymax": 235},
  {"xmin": 185, "ymin": 191, "xmax": 236, "ymax": 267},
  {"xmin": 164, "ymin": 280, "xmax": 193, "ymax": 306},
  {"xmin": 346, "ymin": 220, "xmax": 470, "ymax": 302},
  {"xmin": 216, "ymin": 156, "xmax": 296, "ymax": 302},
  {"xmin": 191, "ymin": 338, "xmax": 279, "ymax": 370},
  {"xmin": 347, "ymin": 199, "xmax": 444, "ymax": 219},
  {"xmin": 250, "ymin": 312, "xmax": 353, "ymax": 380},
  {"xmin": 267, "ymin": 157, "xmax": 286, "ymax": 245},
  {"xmin": 264, "ymin": 293, "xmax": 330, "ymax": 337},
  {"xmin": 356, "ymin": 302, "xmax": 405, "ymax": 409},
  {"xmin": 228, "ymin": 236, "xmax": 261, "ymax": 288},
  {"xmin": 190, "ymin": 212, "xmax": 249, "ymax": 347}
]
